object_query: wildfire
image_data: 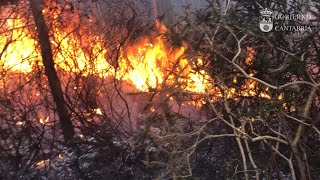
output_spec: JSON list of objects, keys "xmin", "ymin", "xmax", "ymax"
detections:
[
  {"xmin": 0, "ymin": 17, "xmax": 41, "ymax": 73},
  {"xmin": 0, "ymin": 4, "xmax": 213, "ymax": 94},
  {"xmin": 241, "ymin": 47, "xmax": 272, "ymax": 99},
  {"xmin": 0, "ymin": 2, "xmax": 275, "ymax": 110},
  {"xmin": 117, "ymin": 24, "xmax": 212, "ymax": 93}
]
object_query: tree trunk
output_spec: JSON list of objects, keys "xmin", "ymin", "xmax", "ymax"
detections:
[{"xmin": 29, "ymin": 0, "xmax": 75, "ymax": 142}]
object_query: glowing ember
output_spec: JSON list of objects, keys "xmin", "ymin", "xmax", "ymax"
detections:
[
  {"xmin": 245, "ymin": 46, "xmax": 255, "ymax": 65},
  {"xmin": 94, "ymin": 108, "xmax": 103, "ymax": 115},
  {"xmin": 58, "ymin": 154, "xmax": 63, "ymax": 160},
  {"xmin": 36, "ymin": 159, "xmax": 50, "ymax": 168},
  {"xmin": 16, "ymin": 121, "xmax": 23, "ymax": 126},
  {"xmin": 39, "ymin": 116, "xmax": 49, "ymax": 125}
]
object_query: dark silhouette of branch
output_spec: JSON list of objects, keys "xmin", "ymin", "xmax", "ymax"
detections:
[{"xmin": 29, "ymin": 0, "xmax": 75, "ymax": 142}]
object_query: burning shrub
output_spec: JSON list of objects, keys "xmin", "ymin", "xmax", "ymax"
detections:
[{"xmin": 0, "ymin": 0, "xmax": 320, "ymax": 179}]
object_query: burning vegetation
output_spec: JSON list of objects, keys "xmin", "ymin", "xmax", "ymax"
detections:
[{"xmin": 0, "ymin": 0, "xmax": 320, "ymax": 179}]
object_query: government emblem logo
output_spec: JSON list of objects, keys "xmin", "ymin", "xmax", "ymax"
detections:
[{"xmin": 259, "ymin": 8, "xmax": 273, "ymax": 32}]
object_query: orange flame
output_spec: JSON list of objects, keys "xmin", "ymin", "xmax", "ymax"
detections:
[
  {"xmin": 0, "ymin": 18, "xmax": 41, "ymax": 72},
  {"xmin": 0, "ymin": 8, "xmax": 212, "ymax": 93},
  {"xmin": 0, "ymin": 3, "xmax": 273, "ymax": 110}
]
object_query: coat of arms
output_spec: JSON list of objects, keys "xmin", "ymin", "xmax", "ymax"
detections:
[{"xmin": 259, "ymin": 8, "xmax": 273, "ymax": 32}]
